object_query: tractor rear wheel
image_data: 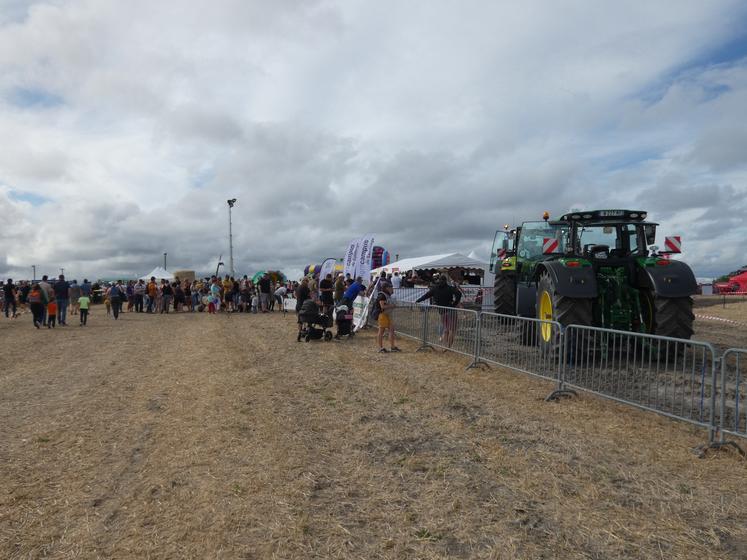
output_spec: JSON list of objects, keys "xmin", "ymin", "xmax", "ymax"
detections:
[
  {"xmin": 493, "ymin": 272, "xmax": 516, "ymax": 315},
  {"xmin": 536, "ymin": 271, "xmax": 593, "ymax": 353},
  {"xmin": 641, "ymin": 291, "xmax": 694, "ymax": 340}
]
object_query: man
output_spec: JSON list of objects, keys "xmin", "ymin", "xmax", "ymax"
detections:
[
  {"xmin": 319, "ymin": 273, "xmax": 334, "ymax": 314},
  {"xmin": 146, "ymin": 277, "xmax": 158, "ymax": 312},
  {"xmin": 133, "ymin": 279, "xmax": 146, "ymax": 312},
  {"xmin": 3, "ymin": 279, "xmax": 17, "ymax": 318},
  {"xmin": 54, "ymin": 274, "xmax": 71, "ymax": 325},
  {"xmin": 415, "ymin": 275, "xmax": 462, "ymax": 349},
  {"xmin": 69, "ymin": 280, "xmax": 81, "ymax": 316},
  {"xmin": 258, "ymin": 274, "xmax": 272, "ymax": 312},
  {"xmin": 391, "ymin": 271, "xmax": 402, "ymax": 289},
  {"xmin": 274, "ymin": 284, "xmax": 287, "ymax": 313},
  {"xmin": 342, "ymin": 276, "xmax": 366, "ymax": 308},
  {"xmin": 39, "ymin": 275, "xmax": 53, "ymax": 325}
]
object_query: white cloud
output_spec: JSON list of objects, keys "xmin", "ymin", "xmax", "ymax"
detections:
[{"xmin": 1, "ymin": 0, "xmax": 746, "ymax": 281}]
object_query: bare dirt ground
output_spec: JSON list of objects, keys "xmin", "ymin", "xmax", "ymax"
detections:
[
  {"xmin": 693, "ymin": 296, "xmax": 747, "ymax": 352},
  {"xmin": 1, "ymin": 307, "xmax": 746, "ymax": 559}
]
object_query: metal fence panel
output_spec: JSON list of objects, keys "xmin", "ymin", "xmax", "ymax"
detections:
[
  {"xmin": 390, "ymin": 304, "xmax": 424, "ymax": 341},
  {"xmin": 477, "ymin": 312, "xmax": 562, "ymax": 382},
  {"xmin": 719, "ymin": 349, "xmax": 747, "ymax": 439},
  {"xmin": 563, "ymin": 325, "xmax": 718, "ymax": 430},
  {"xmin": 421, "ymin": 305, "xmax": 479, "ymax": 357}
]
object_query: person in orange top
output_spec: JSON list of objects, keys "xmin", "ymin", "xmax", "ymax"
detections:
[
  {"xmin": 47, "ymin": 297, "xmax": 58, "ymax": 328},
  {"xmin": 147, "ymin": 277, "xmax": 158, "ymax": 313}
]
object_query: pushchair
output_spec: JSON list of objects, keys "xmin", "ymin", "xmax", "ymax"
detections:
[
  {"xmin": 334, "ymin": 304, "xmax": 355, "ymax": 339},
  {"xmin": 297, "ymin": 299, "xmax": 333, "ymax": 342}
]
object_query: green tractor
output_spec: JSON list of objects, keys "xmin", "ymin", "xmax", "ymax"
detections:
[{"xmin": 489, "ymin": 210, "xmax": 697, "ymax": 344}]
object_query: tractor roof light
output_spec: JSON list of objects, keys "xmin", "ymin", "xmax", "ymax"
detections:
[
  {"xmin": 542, "ymin": 211, "xmax": 550, "ymax": 221},
  {"xmin": 630, "ymin": 212, "xmax": 639, "ymax": 218},
  {"xmin": 571, "ymin": 214, "xmax": 581, "ymax": 220}
]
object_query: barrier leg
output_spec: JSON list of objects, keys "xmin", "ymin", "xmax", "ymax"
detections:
[
  {"xmin": 416, "ymin": 307, "xmax": 433, "ymax": 352},
  {"xmin": 546, "ymin": 326, "xmax": 577, "ymax": 401},
  {"xmin": 466, "ymin": 313, "xmax": 489, "ymax": 371}
]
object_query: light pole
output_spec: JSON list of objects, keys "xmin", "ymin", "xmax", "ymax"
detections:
[
  {"xmin": 227, "ymin": 198, "xmax": 237, "ymax": 277},
  {"xmin": 60, "ymin": 267, "xmax": 64, "ymax": 276},
  {"xmin": 32, "ymin": 265, "xmax": 36, "ymax": 282},
  {"xmin": 163, "ymin": 252, "xmax": 167, "ymax": 270}
]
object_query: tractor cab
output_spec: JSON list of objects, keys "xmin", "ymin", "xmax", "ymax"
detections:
[
  {"xmin": 489, "ymin": 225, "xmax": 518, "ymax": 273},
  {"xmin": 559, "ymin": 210, "xmax": 656, "ymax": 264}
]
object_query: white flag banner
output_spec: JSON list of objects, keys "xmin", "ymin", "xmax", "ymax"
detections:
[
  {"xmin": 355, "ymin": 234, "xmax": 376, "ymax": 282},
  {"xmin": 353, "ymin": 277, "xmax": 380, "ymax": 331},
  {"xmin": 343, "ymin": 238, "xmax": 360, "ymax": 279},
  {"xmin": 318, "ymin": 258, "xmax": 337, "ymax": 294}
]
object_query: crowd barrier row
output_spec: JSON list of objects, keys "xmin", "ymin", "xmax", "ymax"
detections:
[{"xmin": 383, "ymin": 304, "xmax": 747, "ymax": 455}]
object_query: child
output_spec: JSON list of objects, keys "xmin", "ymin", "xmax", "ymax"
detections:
[
  {"xmin": 78, "ymin": 294, "xmax": 91, "ymax": 326},
  {"xmin": 47, "ymin": 299, "xmax": 57, "ymax": 328},
  {"xmin": 104, "ymin": 295, "xmax": 111, "ymax": 316},
  {"xmin": 207, "ymin": 294, "xmax": 217, "ymax": 314}
]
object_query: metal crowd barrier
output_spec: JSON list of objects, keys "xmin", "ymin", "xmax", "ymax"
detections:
[
  {"xmin": 718, "ymin": 349, "xmax": 747, "ymax": 441},
  {"xmin": 421, "ymin": 305, "xmax": 480, "ymax": 358},
  {"xmin": 386, "ymin": 302, "xmax": 747, "ymax": 454},
  {"xmin": 561, "ymin": 325, "xmax": 718, "ymax": 436},
  {"xmin": 476, "ymin": 312, "xmax": 562, "ymax": 382}
]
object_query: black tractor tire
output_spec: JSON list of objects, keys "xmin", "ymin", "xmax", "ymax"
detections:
[
  {"xmin": 642, "ymin": 292, "xmax": 694, "ymax": 340},
  {"xmin": 536, "ymin": 271, "xmax": 593, "ymax": 353},
  {"xmin": 493, "ymin": 272, "xmax": 516, "ymax": 315}
]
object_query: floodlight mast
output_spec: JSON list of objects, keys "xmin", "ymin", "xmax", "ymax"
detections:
[{"xmin": 227, "ymin": 198, "xmax": 237, "ymax": 277}]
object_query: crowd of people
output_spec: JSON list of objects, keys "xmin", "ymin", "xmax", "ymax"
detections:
[
  {"xmin": 1, "ymin": 273, "xmax": 293, "ymax": 327},
  {"xmin": 3, "ymin": 269, "xmax": 466, "ymax": 354}
]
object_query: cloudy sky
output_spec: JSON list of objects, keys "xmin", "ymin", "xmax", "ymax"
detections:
[{"xmin": 1, "ymin": 0, "xmax": 746, "ymax": 281}]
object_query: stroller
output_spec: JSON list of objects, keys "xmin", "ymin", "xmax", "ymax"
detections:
[
  {"xmin": 297, "ymin": 299, "xmax": 333, "ymax": 342},
  {"xmin": 334, "ymin": 304, "xmax": 355, "ymax": 339}
]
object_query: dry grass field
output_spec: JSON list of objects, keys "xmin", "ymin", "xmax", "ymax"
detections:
[
  {"xmin": 1, "ymin": 307, "xmax": 746, "ymax": 559},
  {"xmin": 693, "ymin": 296, "xmax": 747, "ymax": 351}
]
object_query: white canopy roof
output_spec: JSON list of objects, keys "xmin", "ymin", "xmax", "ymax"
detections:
[
  {"xmin": 371, "ymin": 253, "xmax": 488, "ymax": 276},
  {"xmin": 140, "ymin": 266, "xmax": 174, "ymax": 280}
]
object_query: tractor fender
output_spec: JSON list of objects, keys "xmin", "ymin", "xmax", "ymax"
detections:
[
  {"xmin": 535, "ymin": 261, "xmax": 598, "ymax": 298},
  {"xmin": 637, "ymin": 260, "xmax": 697, "ymax": 298}
]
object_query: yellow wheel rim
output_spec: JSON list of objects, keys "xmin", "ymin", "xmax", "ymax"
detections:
[{"xmin": 539, "ymin": 291, "xmax": 553, "ymax": 342}]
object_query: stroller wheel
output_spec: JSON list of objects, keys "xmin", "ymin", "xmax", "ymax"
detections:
[
  {"xmin": 297, "ymin": 332, "xmax": 302, "ymax": 342},
  {"xmin": 324, "ymin": 331, "xmax": 333, "ymax": 341},
  {"xmin": 305, "ymin": 334, "xmax": 311, "ymax": 342}
]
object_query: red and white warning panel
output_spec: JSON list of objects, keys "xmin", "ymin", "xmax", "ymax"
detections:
[
  {"xmin": 664, "ymin": 236, "xmax": 682, "ymax": 253},
  {"xmin": 543, "ymin": 237, "xmax": 559, "ymax": 254}
]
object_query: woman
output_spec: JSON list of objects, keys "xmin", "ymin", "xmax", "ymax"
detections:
[{"xmin": 27, "ymin": 283, "xmax": 45, "ymax": 328}]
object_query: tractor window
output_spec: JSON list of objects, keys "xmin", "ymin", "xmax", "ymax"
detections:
[
  {"xmin": 623, "ymin": 224, "xmax": 643, "ymax": 254},
  {"xmin": 517, "ymin": 222, "xmax": 567, "ymax": 259},
  {"xmin": 578, "ymin": 225, "xmax": 618, "ymax": 256}
]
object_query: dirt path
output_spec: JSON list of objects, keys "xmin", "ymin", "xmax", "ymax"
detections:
[{"xmin": 1, "ymin": 309, "xmax": 746, "ymax": 559}]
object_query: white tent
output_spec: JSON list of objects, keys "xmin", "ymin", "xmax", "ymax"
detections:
[
  {"xmin": 371, "ymin": 253, "xmax": 488, "ymax": 277},
  {"xmin": 140, "ymin": 266, "xmax": 174, "ymax": 280}
]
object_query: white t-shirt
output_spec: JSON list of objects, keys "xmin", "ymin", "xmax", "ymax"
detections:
[
  {"xmin": 391, "ymin": 275, "xmax": 401, "ymax": 288},
  {"xmin": 274, "ymin": 286, "xmax": 287, "ymax": 297}
]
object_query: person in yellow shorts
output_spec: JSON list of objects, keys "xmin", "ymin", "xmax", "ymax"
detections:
[{"xmin": 375, "ymin": 283, "xmax": 400, "ymax": 353}]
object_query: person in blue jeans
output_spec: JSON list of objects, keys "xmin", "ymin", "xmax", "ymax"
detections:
[{"xmin": 53, "ymin": 274, "xmax": 71, "ymax": 326}]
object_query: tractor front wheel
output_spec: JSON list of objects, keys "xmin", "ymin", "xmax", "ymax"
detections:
[{"xmin": 493, "ymin": 272, "xmax": 516, "ymax": 315}]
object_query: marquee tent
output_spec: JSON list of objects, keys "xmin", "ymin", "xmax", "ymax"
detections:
[
  {"xmin": 140, "ymin": 266, "xmax": 174, "ymax": 280},
  {"xmin": 370, "ymin": 253, "xmax": 488, "ymax": 277}
]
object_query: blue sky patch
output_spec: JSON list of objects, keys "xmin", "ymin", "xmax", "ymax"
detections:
[
  {"xmin": 8, "ymin": 190, "xmax": 50, "ymax": 206},
  {"xmin": 8, "ymin": 87, "xmax": 64, "ymax": 109}
]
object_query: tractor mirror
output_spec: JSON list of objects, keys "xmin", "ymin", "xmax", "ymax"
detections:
[{"xmin": 644, "ymin": 224, "xmax": 656, "ymax": 245}]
